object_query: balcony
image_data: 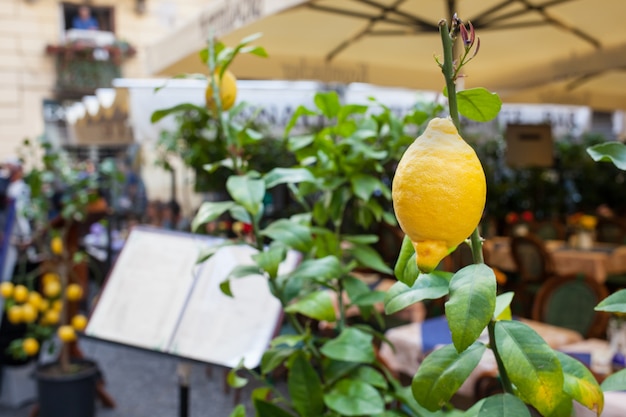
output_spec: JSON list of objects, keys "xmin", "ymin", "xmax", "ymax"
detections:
[{"xmin": 46, "ymin": 30, "xmax": 136, "ymax": 100}]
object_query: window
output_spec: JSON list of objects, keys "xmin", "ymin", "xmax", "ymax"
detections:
[{"xmin": 62, "ymin": 2, "xmax": 115, "ymax": 33}]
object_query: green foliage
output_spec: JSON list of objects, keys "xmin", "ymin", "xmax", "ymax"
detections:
[{"xmin": 587, "ymin": 142, "xmax": 626, "ymax": 170}]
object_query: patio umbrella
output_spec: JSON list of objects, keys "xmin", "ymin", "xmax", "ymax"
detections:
[{"xmin": 144, "ymin": 0, "xmax": 626, "ymax": 110}]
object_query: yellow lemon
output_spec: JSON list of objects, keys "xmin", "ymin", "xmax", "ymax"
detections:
[
  {"xmin": 392, "ymin": 117, "xmax": 486, "ymax": 273},
  {"xmin": 50, "ymin": 237, "xmax": 63, "ymax": 255},
  {"xmin": 42, "ymin": 272, "xmax": 60, "ymax": 286},
  {"xmin": 205, "ymin": 69, "xmax": 237, "ymax": 111},
  {"xmin": 27, "ymin": 291, "xmax": 43, "ymax": 310},
  {"xmin": 43, "ymin": 309, "xmax": 60, "ymax": 325},
  {"xmin": 38, "ymin": 299, "xmax": 50, "ymax": 312},
  {"xmin": 57, "ymin": 325, "xmax": 76, "ymax": 343},
  {"xmin": 22, "ymin": 338, "xmax": 39, "ymax": 356},
  {"xmin": 43, "ymin": 281, "xmax": 61, "ymax": 298},
  {"xmin": 7, "ymin": 305, "xmax": 23, "ymax": 324},
  {"xmin": 21, "ymin": 304, "xmax": 37, "ymax": 323},
  {"xmin": 13, "ymin": 285, "xmax": 29, "ymax": 303},
  {"xmin": 66, "ymin": 284, "xmax": 83, "ymax": 302},
  {"xmin": 52, "ymin": 299, "xmax": 63, "ymax": 312},
  {"xmin": 71, "ymin": 314, "xmax": 88, "ymax": 332},
  {"xmin": 0, "ymin": 282, "xmax": 14, "ymax": 298}
]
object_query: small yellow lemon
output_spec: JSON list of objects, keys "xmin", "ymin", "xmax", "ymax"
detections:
[
  {"xmin": 21, "ymin": 304, "xmax": 37, "ymax": 323},
  {"xmin": 205, "ymin": 69, "xmax": 237, "ymax": 111},
  {"xmin": 7, "ymin": 305, "xmax": 23, "ymax": 324},
  {"xmin": 0, "ymin": 282, "xmax": 14, "ymax": 298},
  {"xmin": 50, "ymin": 237, "xmax": 63, "ymax": 255},
  {"xmin": 52, "ymin": 299, "xmax": 63, "ymax": 312},
  {"xmin": 66, "ymin": 284, "xmax": 83, "ymax": 302},
  {"xmin": 22, "ymin": 338, "xmax": 39, "ymax": 356},
  {"xmin": 42, "ymin": 272, "xmax": 60, "ymax": 286},
  {"xmin": 392, "ymin": 117, "xmax": 486, "ymax": 273},
  {"xmin": 27, "ymin": 291, "xmax": 43, "ymax": 310},
  {"xmin": 57, "ymin": 325, "xmax": 76, "ymax": 342},
  {"xmin": 43, "ymin": 309, "xmax": 60, "ymax": 325},
  {"xmin": 43, "ymin": 281, "xmax": 61, "ymax": 298},
  {"xmin": 13, "ymin": 285, "xmax": 29, "ymax": 303},
  {"xmin": 71, "ymin": 314, "xmax": 88, "ymax": 332},
  {"xmin": 38, "ymin": 299, "xmax": 50, "ymax": 312}
]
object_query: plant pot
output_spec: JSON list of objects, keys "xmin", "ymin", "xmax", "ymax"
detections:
[{"xmin": 35, "ymin": 358, "xmax": 99, "ymax": 417}]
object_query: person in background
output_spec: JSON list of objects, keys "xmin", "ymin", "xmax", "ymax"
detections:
[{"xmin": 72, "ymin": 6, "xmax": 99, "ymax": 30}]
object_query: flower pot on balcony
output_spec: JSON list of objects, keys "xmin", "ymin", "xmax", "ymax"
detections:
[{"xmin": 35, "ymin": 358, "xmax": 99, "ymax": 417}]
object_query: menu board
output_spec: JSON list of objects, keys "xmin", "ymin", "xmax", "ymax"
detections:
[{"xmin": 86, "ymin": 226, "xmax": 300, "ymax": 368}]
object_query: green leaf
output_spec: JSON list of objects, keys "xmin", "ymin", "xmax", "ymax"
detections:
[
  {"xmin": 494, "ymin": 292, "xmax": 515, "ymax": 321},
  {"xmin": 151, "ymin": 103, "xmax": 207, "ymax": 123},
  {"xmin": 411, "ymin": 342, "xmax": 486, "ymax": 411},
  {"xmin": 587, "ymin": 142, "xmax": 626, "ymax": 170},
  {"xmin": 556, "ymin": 351, "xmax": 604, "ymax": 414},
  {"xmin": 240, "ymin": 45, "xmax": 269, "ymax": 58},
  {"xmin": 226, "ymin": 175, "xmax": 265, "ymax": 216},
  {"xmin": 352, "ymin": 366, "xmax": 388, "ymax": 389},
  {"xmin": 350, "ymin": 174, "xmax": 382, "ymax": 201},
  {"xmin": 478, "ymin": 394, "xmax": 531, "ymax": 417},
  {"xmin": 314, "ymin": 91, "xmax": 341, "ymax": 118},
  {"xmin": 227, "ymin": 264, "xmax": 262, "ymax": 280},
  {"xmin": 285, "ymin": 291, "xmax": 336, "ymax": 322},
  {"xmin": 321, "ymin": 328, "xmax": 375, "ymax": 363},
  {"xmin": 252, "ymin": 244, "xmax": 287, "ymax": 279},
  {"xmin": 289, "ymin": 256, "xmax": 342, "ymax": 283},
  {"xmin": 220, "ymin": 280, "xmax": 233, "ymax": 297},
  {"xmin": 350, "ymin": 291, "xmax": 386, "ymax": 307},
  {"xmin": 285, "ymin": 108, "xmax": 317, "ymax": 136},
  {"xmin": 456, "ymin": 88, "xmax": 502, "ymax": 122},
  {"xmin": 264, "ymin": 167, "xmax": 317, "ymax": 189},
  {"xmin": 288, "ymin": 353, "xmax": 324, "ymax": 417},
  {"xmin": 260, "ymin": 219, "xmax": 313, "ymax": 253},
  {"xmin": 324, "ymin": 379, "xmax": 385, "ymax": 416},
  {"xmin": 349, "ymin": 244, "xmax": 393, "ymax": 274},
  {"xmin": 445, "ymin": 264, "xmax": 497, "ymax": 353},
  {"xmin": 254, "ymin": 399, "xmax": 296, "ymax": 417},
  {"xmin": 342, "ymin": 234, "xmax": 379, "ymax": 245},
  {"xmin": 595, "ymin": 288, "xmax": 626, "ymax": 313},
  {"xmin": 191, "ymin": 201, "xmax": 236, "ymax": 232},
  {"xmin": 601, "ymin": 368, "xmax": 626, "ymax": 391},
  {"xmin": 228, "ymin": 404, "xmax": 246, "ymax": 417},
  {"xmin": 384, "ymin": 272, "xmax": 451, "ymax": 315},
  {"xmin": 261, "ymin": 347, "xmax": 296, "ymax": 375},
  {"xmin": 495, "ymin": 320, "xmax": 565, "ymax": 417},
  {"xmin": 394, "ymin": 235, "xmax": 418, "ymax": 286},
  {"xmin": 227, "ymin": 368, "xmax": 248, "ymax": 388}
]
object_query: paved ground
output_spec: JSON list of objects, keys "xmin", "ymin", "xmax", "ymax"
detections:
[{"xmin": 0, "ymin": 337, "xmax": 262, "ymax": 417}]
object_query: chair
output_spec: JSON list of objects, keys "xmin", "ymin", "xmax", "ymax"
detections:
[
  {"xmin": 595, "ymin": 216, "xmax": 626, "ymax": 244},
  {"xmin": 532, "ymin": 219, "xmax": 567, "ymax": 241},
  {"xmin": 509, "ymin": 234, "xmax": 555, "ymax": 317},
  {"xmin": 532, "ymin": 274, "xmax": 610, "ymax": 339}
]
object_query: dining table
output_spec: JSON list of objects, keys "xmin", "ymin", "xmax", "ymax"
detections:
[{"xmin": 483, "ymin": 236, "xmax": 626, "ymax": 284}]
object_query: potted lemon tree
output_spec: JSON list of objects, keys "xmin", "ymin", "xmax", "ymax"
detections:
[{"xmin": 1, "ymin": 137, "xmax": 112, "ymax": 417}]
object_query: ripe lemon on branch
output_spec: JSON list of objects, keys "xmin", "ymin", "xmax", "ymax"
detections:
[
  {"xmin": 392, "ymin": 117, "xmax": 486, "ymax": 273},
  {"xmin": 205, "ymin": 69, "xmax": 237, "ymax": 111}
]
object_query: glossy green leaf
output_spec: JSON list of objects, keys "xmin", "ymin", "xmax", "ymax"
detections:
[
  {"xmin": 495, "ymin": 320, "xmax": 565, "ymax": 417},
  {"xmin": 285, "ymin": 291, "xmax": 336, "ymax": 322},
  {"xmin": 239, "ymin": 45, "xmax": 268, "ymax": 58},
  {"xmin": 478, "ymin": 393, "xmax": 531, "ymax": 417},
  {"xmin": 227, "ymin": 264, "xmax": 262, "ymax": 280},
  {"xmin": 394, "ymin": 235, "xmax": 418, "ymax": 286},
  {"xmin": 445, "ymin": 264, "xmax": 496, "ymax": 352},
  {"xmin": 350, "ymin": 174, "xmax": 382, "ymax": 201},
  {"xmin": 595, "ymin": 289, "xmax": 626, "ymax": 313},
  {"xmin": 342, "ymin": 234, "xmax": 379, "ymax": 245},
  {"xmin": 227, "ymin": 368, "xmax": 248, "ymax": 388},
  {"xmin": 288, "ymin": 353, "xmax": 324, "ymax": 417},
  {"xmin": 456, "ymin": 88, "xmax": 502, "ymax": 122},
  {"xmin": 321, "ymin": 328, "xmax": 375, "ymax": 363},
  {"xmin": 219, "ymin": 280, "xmax": 233, "ymax": 297},
  {"xmin": 587, "ymin": 142, "xmax": 626, "ymax": 171},
  {"xmin": 270, "ymin": 333, "xmax": 306, "ymax": 348},
  {"xmin": 289, "ymin": 256, "xmax": 342, "ymax": 283},
  {"xmin": 261, "ymin": 347, "xmax": 296, "ymax": 375},
  {"xmin": 350, "ymin": 291, "xmax": 386, "ymax": 307},
  {"xmin": 228, "ymin": 404, "xmax": 246, "ymax": 417},
  {"xmin": 191, "ymin": 201, "xmax": 236, "ymax": 232},
  {"xmin": 254, "ymin": 399, "xmax": 296, "ymax": 417},
  {"xmin": 150, "ymin": 103, "xmax": 207, "ymax": 123},
  {"xmin": 411, "ymin": 342, "xmax": 486, "ymax": 411},
  {"xmin": 556, "ymin": 351, "xmax": 604, "ymax": 414},
  {"xmin": 350, "ymin": 244, "xmax": 393, "ymax": 274},
  {"xmin": 601, "ymin": 368, "xmax": 626, "ymax": 391},
  {"xmin": 252, "ymin": 244, "xmax": 287, "ymax": 280},
  {"xmin": 260, "ymin": 219, "xmax": 313, "ymax": 253},
  {"xmin": 324, "ymin": 379, "xmax": 385, "ymax": 416},
  {"xmin": 384, "ymin": 272, "xmax": 451, "ymax": 315},
  {"xmin": 494, "ymin": 292, "xmax": 514, "ymax": 321},
  {"xmin": 352, "ymin": 366, "xmax": 388, "ymax": 389},
  {"xmin": 226, "ymin": 175, "xmax": 265, "ymax": 216},
  {"xmin": 314, "ymin": 91, "xmax": 341, "ymax": 118},
  {"xmin": 264, "ymin": 167, "xmax": 317, "ymax": 189}
]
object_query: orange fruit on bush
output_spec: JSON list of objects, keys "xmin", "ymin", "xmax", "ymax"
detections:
[
  {"xmin": 22, "ymin": 338, "xmax": 39, "ymax": 356},
  {"xmin": 71, "ymin": 314, "xmax": 88, "ymax": 331},
  {"xmin": 57, "ymin": 325, "xmax": 76, "ymax": 342},
  {"xmin": 50, "ymin": 237, "xmax": 63, "ymax": 255},
  {"xmin": 205, "ymin": 69, "xmax": 237, "ymax": 111},
  {"xmin": 392, "ymin": 117, "xmax": 486, "ymax": 273},
  {"xmin": 0, "ymin": 282, "xmax": 14, "ymax": 298},
  {"xmin": 7, "ymin": 305, "xmax": 23, "ymax": 324},
  {"xmin": 66, "ymin": 284, "xmax": 83, "ymax": 302},
  {"xmin": 13, "ymin": 285, "xmax": 28, "ymax": 303}
]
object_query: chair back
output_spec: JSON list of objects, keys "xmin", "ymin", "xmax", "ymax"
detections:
[
  {"xmin": 510, "ymin": 234, "xmax": 554, "ymax": 284},
  {"xmin": 533, "ymin": 219, "xmax": 566, "ymax": 241},
  {"xmin": 532, "ymin": 273, "xmax": 609, "ymax": 338},
  {"xmin": 596, "ymin": 217, "xmax": 626, "ymax": 244}
]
